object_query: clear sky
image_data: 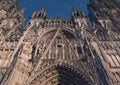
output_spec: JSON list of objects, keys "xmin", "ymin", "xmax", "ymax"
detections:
[{"xmin": 19, "ymin": 0, "xmax": 89, "ymax": 24}]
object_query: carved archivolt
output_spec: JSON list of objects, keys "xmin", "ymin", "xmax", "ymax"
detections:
[{"xmin": 27, "ymin": 64, "xmax": 92, "ymax": 85}]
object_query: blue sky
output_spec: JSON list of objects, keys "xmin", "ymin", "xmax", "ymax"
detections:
[{"xmin": 19, "ymin": 0, "xmax": 89, "ymax": 24}]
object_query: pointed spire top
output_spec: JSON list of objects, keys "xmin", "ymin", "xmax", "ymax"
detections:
[
  {"xmin": 72, "ymin": 7, "xmax": 85, "ymax": 18},
  {"xmin": 40, "ymin": 7, "xmax": 46, "ymax": 12},
  {"xmin": 31, "ymin": 7, "xmax": 46, "ymax": 18},
  {"xmin": 20, "ymin": 8, "xmax": 25, "ymax": 14},
  {"xmin": 38, "ymin": 7, "xmax": 46, "ymax": 17},
  {"xmin": 72, "ymin": 7, "xmax": 77, "ymax": 15}
]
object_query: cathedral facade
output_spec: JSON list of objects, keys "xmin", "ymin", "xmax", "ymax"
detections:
[{"xmin": 0, "ymin": 0, "xmax": 120, "ymax": 85}]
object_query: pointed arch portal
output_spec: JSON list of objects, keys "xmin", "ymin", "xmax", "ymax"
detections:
[{"xmin": 28, "ymin": 64, "xmax": 91, "ymax": 85}]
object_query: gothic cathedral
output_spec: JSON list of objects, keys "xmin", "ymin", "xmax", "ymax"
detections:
[{"xmin": 0, "ymin": 0, "xmax": 120, "ymax": 85}]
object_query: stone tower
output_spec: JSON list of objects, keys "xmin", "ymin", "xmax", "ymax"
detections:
[
  {"xmin": 0, "ymin": 0, "xmax": 120, "ymax": 85},
  {"xmin": 0, "ymin": 0, "xmax": 24, "ymax": 83},
  {"xmin": 88, "ymin": 0, "xmax": 120, "ymax": 85}
]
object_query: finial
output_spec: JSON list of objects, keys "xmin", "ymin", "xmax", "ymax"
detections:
[
  {"xmin": 38, "ymin": 7, "xmax": 46, "ymax": 18},
  {"xmin": 72, "ymin": 7, "xmax": 84, "ymax": 17},
  {"xmin": 31, "ymin": 7, "xmax": 46, "ymax": 18},
  {"xmin": 20, "ymin": 8, "xmax": 25, "ymax": 14}
]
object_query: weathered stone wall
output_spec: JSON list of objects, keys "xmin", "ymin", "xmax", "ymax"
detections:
[
  {"xmin": 0, "ymin": 0, "xmax": 24, "ymax": 82},
  {"xmin": 0, "ymin": 0, "xmax": 120, "ymax": 85}
]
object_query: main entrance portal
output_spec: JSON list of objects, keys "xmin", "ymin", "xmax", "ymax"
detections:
[{"xmin": 28, "ymin": 64, "xmax": 91, "ymax": 85}]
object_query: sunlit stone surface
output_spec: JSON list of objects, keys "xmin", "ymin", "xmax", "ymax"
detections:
[{"xmin": 0, "ymin": 0, "xmax": 120, "ymax": 85}]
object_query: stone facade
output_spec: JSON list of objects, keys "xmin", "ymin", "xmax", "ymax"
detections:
[
  {"xmin": 0, "ymin": 0, "xmax": 120, "ymax": 85},
  {"xmin": 0, "ymin": 0, "xmax": 24, "ymax": 83}
]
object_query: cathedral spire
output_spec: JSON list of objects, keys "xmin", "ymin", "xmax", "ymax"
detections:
[
  {"xmin": 72, "ymin": 7, "xmax": 84, "ymax": 18},
  {"xmin": 31, "ymin": 8, "xmax": 46, "ymax": 18}
]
